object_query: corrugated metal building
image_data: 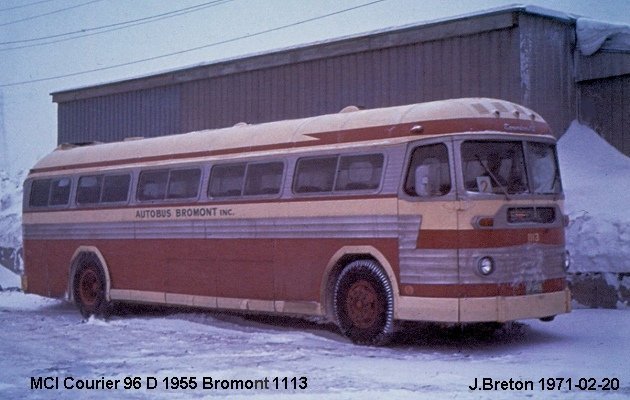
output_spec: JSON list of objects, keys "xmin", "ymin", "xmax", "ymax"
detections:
[
  {"xmin": 576, "ymin": 49, "xmax": 630, "ymax": 155},
  {"xmin": 51, "ymin": 6, "xmax": 630, "ymax": 156}
]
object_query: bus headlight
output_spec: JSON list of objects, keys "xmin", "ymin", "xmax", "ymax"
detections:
[{"xmin": 478, "ymin": 257, "xmax": 495, "ymax": 276}]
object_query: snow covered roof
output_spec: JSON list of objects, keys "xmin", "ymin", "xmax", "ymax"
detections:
[{"xmin": 577, "ymin": 18, "xmax": 630, "ymax": 56}]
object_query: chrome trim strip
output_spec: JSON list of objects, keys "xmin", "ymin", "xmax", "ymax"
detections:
[{"xmin": 23, "ymin": 215, "xmax": 408, "ymax": 240}]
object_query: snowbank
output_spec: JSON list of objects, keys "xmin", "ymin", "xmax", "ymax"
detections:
[
  {"xmin": 557, "ymin": 121, "xmax": 630, "ymax": 274},
  {"xmin": 0, "ymin": 291, "xmax": 60, "ymax": 310},
  {"xmin": 0, "ymin": 170, "xmax": 24, "ymax": 248},
  {"xmin": 0, "ymin": 265, "xmax": 20, "ymax": 290},
  {"xmin": 0, "ymin": 169, "xmax": 25, "ymax": 275}
]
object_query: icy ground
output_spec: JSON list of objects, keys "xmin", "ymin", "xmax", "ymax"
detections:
[{"xmin": 0, "ymin": 292, "xmax": 628, "ymax": 399}]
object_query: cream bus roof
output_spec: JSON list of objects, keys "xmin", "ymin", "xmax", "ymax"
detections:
[{"xmin": 32, "ymin": 98, "xmax": 548, "ymax": 173}]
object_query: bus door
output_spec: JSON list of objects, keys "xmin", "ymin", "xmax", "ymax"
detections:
[{"xmin": 399, "ymin": 139, "xmax": 460, "ymax": 308}]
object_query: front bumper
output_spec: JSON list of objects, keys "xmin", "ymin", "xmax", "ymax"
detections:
[{"xmin": 396, "ymin": 288, "xmax": 571, "ymax": 323}]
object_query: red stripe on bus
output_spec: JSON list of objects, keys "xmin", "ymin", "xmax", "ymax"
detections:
[{"xmin": 417, "ymin": 228, "xmax": 565, "ymax": 249}]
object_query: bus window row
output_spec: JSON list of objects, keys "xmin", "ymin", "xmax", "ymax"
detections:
[
  {"xmin": 294, "ymin": 153, "xmax": 384, "ymax": 193},
  {"xmin": 27, "ymin": 152, "xmax": 386, "ymax": 209}
]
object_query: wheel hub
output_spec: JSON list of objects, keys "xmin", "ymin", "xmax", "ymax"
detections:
[
  {"xmin": 78, "ymin": 267, "xmax": 100, "ymax": 306},
  {"xmin": 345, "ymin": 279, "xmax": 381, "ymax": 329}
]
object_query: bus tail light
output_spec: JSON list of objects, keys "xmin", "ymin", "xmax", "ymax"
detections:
[
  {"xmin": 478, "ymin": 257, "xmax": 495, "ymax": 276},
  {"xmin": 563, "ymin": 251, "xmax": 571, "ymax": 271}
]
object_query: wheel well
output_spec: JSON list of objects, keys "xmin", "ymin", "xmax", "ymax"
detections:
[{"xmin": 68, "ymin": 247, "xmax": 111, "ymax": 302}]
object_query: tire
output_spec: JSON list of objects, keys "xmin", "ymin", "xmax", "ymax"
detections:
[
  {"xmin": 333, "ymin": 259, "xmax": 394, "ymax": 345},
  {"xmin": 73, "ymin": 259, "xmax": 111, "ymax": 318}
]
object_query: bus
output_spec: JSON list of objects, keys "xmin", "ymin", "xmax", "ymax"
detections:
[{"xmin": 22, "ymin": 98, "xmax": 571, "ymax": 345}]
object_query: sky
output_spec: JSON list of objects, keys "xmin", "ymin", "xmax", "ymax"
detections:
[{"xmin": 1, "ymin": 0, "xmax": 629, "ymax": 173}]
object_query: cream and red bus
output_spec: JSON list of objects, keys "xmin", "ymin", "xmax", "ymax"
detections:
[{"xmin": 22, "ymin": 98, "xmax": 570, "ymax": 345}]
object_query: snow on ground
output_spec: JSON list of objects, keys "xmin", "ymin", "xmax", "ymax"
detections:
[
  {"xmin": 0, "ymin": 264, "xmax": 20, "ymax": 290},
  {"xmin": 0, "ymin": 294, "xmax": 628, "ymax": 399},
  {"xmin": 0, "ymin": 289, "xmax": 57, "ymax": 310}
]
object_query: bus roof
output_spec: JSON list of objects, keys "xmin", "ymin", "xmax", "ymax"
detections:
[{"xmin": 31, "ymin": 98, "xmax": 551, "ymax": 174}]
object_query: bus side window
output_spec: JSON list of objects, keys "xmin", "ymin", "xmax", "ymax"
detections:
[
  {"xmin": 49, "ymin": 178, "xmax": 71, "ymax": 206},
  {"xmin": 167, "ymin": 169, "xmax": 201, "ymax": 199},
  {"xmin": 29, "ymin": 179, "xmax": 52, "ymax": 207},
  {"xmin": 102, "ymin": 174, "xmax": 131, "ymax": 203},
  {"xmin": 404, "ymin": 143, "xmax": 451, "ymax": 197},
  {"xmin": 293, "ymin": 156, "xmax": 337, "ymax": 193},
  {"xmin": 29, "ymin": 177, "xmax": 72, "ymax": 207},
  {"xmin": 77, "ymin": 175, "xmax": 103, "ymax": 204},
  {"xmin": 137, "ymin": 170, "xmax": 168, "ymax": 201},
  {"xmin": 208, "ymin": 163, "xmax": 246, "ymax": 198},
  {"xmin": 335, "ymin": 154, "xmax": 383, "ymax": 191},
  {"xmin": 243, "ymin": 162, "xmax": 284, "ymax": 196}
]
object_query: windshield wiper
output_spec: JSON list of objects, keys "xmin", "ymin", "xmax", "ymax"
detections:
[{"xmin": 475, "ymin": 154, "xmax": 511, "ymax": 201}]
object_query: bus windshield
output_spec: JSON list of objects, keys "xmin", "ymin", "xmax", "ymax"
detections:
[{"xmin": 461, "ymin": 140, "xmax": 562, "ymax": 195}]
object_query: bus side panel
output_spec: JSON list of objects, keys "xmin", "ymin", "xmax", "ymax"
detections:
[
  {"xmin": 273, "ymin": 238, "xmax": 400, "ymax": 302},
  {"xmin": 23, "ymin": 238, "xmax": 170, "ymax": 297},
  {"xmin": 165, "ymin": 257, "xmax": 217, "ymax": 298},
  {"xmin": 213, "ymin": 239, "xmax": 275, "ymax": 300},
  {"xmin": 23, "ymin": 237, "xmax": 400, "ymax": 307},
  {"xmin": 111, "ymin": 239, "xmax": 166, "ymax": 293},
  {"xmin": 23, "ymin": 239, "xmax": 70, "ymax": 298}
]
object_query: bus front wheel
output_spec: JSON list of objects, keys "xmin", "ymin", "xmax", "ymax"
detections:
[
  {"xmin": 73, "ymin": 261, "xmax": 110, "ymax": 318},
  {"xmin": 333, "ymin": 259, "xmax": 394, "ymax": 345}
]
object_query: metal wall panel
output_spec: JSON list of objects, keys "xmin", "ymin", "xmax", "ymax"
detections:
[
  {"xmin": 517, "ymin": 14, "xmax": 576, "ymax": 136},
  {"xmin": 578, "ymin": 75, "xmax": 630, "ymax": 155},
  {"xmin": 175, "ymin": 25, "xmax": 523, "ymax": 136},
  {"xmin": 58, "ymin": 86, "xmax": 181, "ymax": 143},
  {"xmin": 56, "ymin": 9, "xmax": 584, "ymax": 147},
  {"xmin": 56, "ymin": 12, "xmax": 525, "ymax": 144},
  {"xmin": 575, "ymin": 51, "xmax": 630, "ymax": 82}
]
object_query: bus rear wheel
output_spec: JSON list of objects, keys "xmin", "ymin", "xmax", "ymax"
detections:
[
  {"xmin": 73, "ymin": 261, "xmax": 110, "ymax": 318},
  {"xmin": 333, "ymin": 259, "xmax": 394, "ymax": 345}
]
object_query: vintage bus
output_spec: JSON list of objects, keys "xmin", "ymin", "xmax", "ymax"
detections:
[{"xmin": 22, "ymin": 98, "xmax": 571, "ymax": 345}]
